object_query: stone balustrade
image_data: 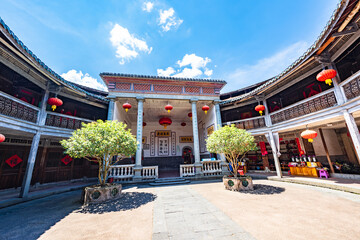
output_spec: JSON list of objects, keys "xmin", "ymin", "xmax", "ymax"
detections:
[
  {"xmin": 141, "ymin": 166, "xmax": 158, "ymax": 179},
  {"xmin": 201, "ymin": 160, "xmax": 222, "ymax": 176},
  {"xmin": 108, "ymin": 164, "xmax": 135, "ymax": 182},
  {"xmin": 180, "ymin": 164, "xmax": 195, "ymax": 177}
]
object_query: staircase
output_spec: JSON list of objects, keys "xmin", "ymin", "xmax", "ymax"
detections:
[{"xmin": 149, "ymin": 177, "xmax": 190, "ymax": 186}]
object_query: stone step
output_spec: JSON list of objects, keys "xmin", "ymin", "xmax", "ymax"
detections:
[
  {"xmin": 149, "ymin": 180, "xmax": 191, "ymax": 186},
  {"xmin": 154, "ymin": 177, "xmax": 186, "ymax": 183}
]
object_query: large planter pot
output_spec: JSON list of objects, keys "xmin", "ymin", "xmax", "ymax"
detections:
[
  {"xmin": 223, "ymin": 176, "xmax": 254, "ymax": 191},
  {"xmin": 83, "ymin": 183, "xmax": 122, "ymax": 205}
]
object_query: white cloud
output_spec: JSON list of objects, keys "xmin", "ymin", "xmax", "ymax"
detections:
[
  {"xmin": 142, "ymin": 2, "xmax": 154, "ymax": 12},
  {"xmin": 158, "ymin": 8, "xmax": 183, "ymax": 32},
  {"xmin": 157, "ymin": 67, "xmax": 175, "ymax": 77},
  {"xmin": 61, "ymin": 70, "xmax": 108, "ymax": 92},
  {"xmin": 110, "ymin": 24, "xmax": 152, "ymax": 65},
  {"xmin": 157, "ymin": 53, "xmax": 213, "ymax": 78},
  {"xmin": 224, "ymin": 41, "xmax": 309, "ymax": 92}
]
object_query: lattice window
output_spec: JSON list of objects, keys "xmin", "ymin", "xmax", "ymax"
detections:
[
  {"xmin": 134, "ymin": 83, "xmax": 151, "ymax": 91},
  {"xmin": 185, "ymin": 86, "xmax": 200, "ymax": 93},
  {"xmin": 116, "ymin": 82, "xmax": 131, "ymax": 90},
  {"xmin": 153, "ymin": 85, "xmax": 182, "ymax": 93},
  {"xmin": 202, "ymin": 87, "xmax": 215, "ymax": 94}
]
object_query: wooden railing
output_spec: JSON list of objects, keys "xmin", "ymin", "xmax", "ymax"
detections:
[
  {"xmin": 340, "ymin": 70, "xmax": 360, "ymax": 100},
  {"xmin": 180, "ymin": 164, "xmax": 195, "ymax": 177},
  {"xmin": 202, "ymin": 160, "xmax": 222, "ymax": 176},
  {"xmin": 270, "ymin": 90, "xmax": 337, "ymax": 124},
  {"xmin": 45, "ymin": 112, "xmax": 92, "ymax": 130},
  {"xmin": 0, "ymin": 91, "xmax": 39, "ymax": 123},
  {"xmin": 108, "ymin": 164, "xmax": 135, "ymax": 181},
  {"xmin": 141, "ymin": 166, "xmax": 158, "ymax": 179},
  {"xmin": 225, "ymin": 116, "xmax": 266, "ymax": 130}
]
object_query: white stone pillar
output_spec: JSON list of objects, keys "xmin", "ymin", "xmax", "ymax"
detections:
[
  {"xmin": 213, "ymin": 100, "xmax": 228, "ymax": 173},
  {"xmin": 343, "ymin": 110, "xmax": 360, "ymax": 165},
  {"xmin": 266, "ymin": 131, "xmax": 283, "ymax": 178},
  {"xmin": 262, "ymin": 99, "xmax": 272, "ymax": 127},
  {"xmin": 20, "ymin": 131, "xmax": 41, "ymax": 198},
  {"xmin": 107, "ymin": 99, "xmax": 115, "ymax": 120},
  {"xmin": 330, "ymin": 63, "xmax": 346, "ymax": 105},
  {"xmin": 191, "ymin": 99, "xmax": 202, "ymax": 176},
  {"xmin": 134, "ymin": 97, "xmax": 144, "ymax": 179}
]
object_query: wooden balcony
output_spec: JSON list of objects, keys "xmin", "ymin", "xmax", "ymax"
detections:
[
  {"xmin": 225, "ymin": 116, "xmax": 266, "ymax": 130},
  {"xmin": 0, "ymin": 91, "xmax": 40, "ymax": 123},
  {"xmin": 270, "ymin": 89, "xmax": 337, "ymax": 124},
  {"xmin": 340, "ymin": 70, "xmax": 360, "ymax": 100},
  {"xmin": 45, "ymin": 112, "xmax": 92, "ymax": 130}
]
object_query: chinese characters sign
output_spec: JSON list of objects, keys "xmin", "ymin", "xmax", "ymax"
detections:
[
  {"xmin": 180, "ymin": 136, "xmax": 193, "ymax": 143},
  {"xmin": 156, "ymin": 130, "xmax": 171, "ymax": 137},
  {"xmin": 158, "ymin": 138, "xmax": 169, "ymax": 156},
  {"xmin": 6, "ymin": 155, "xmax": 22, "ymax": 168}
]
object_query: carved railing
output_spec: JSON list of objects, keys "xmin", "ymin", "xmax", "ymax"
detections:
[
  {"xmin": 270, "ymin": 90, "xmax": 337, "ymax": 124},
  {"xmin": 141, "ymin": 166, "xmax": 158, "ymax": 179},
  {"xmin": 226, "ymin": 116, "xmax": 266, "ymax": 130},
  {"xmin": 202, "ymin": 160, "xmax": 222, "ymax": 176},
  {"xmin": 0, "ymin": 91, "xmax": 39, "ymax": 123},
  {"xmin": 45, "ymin": 112, "xmax": 92, "ymax": 130},
  {"xmin": 108, "ymin": 164, "xmax": 135, "ymax": 181},
  {"xmin": 180, "ymin": 164, "xmax": 195, "ymax": 177},
  {"xmin": 340, "ymin": 70, "xmax": 360, "ymax": 100}
]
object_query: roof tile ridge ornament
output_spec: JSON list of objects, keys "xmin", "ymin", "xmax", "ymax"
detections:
[
  {"xmin": 0, "ymin": 17, "xmax": 108, "ymax": 103},
  {"xmin": 219, "ymin": 0, "xmax": 348, "ymax": 105}
]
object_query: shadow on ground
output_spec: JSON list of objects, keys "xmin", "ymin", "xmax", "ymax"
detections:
[
  {"xmin": 77, "ymin": 192, "xmax": 157, "ymax": 214},
  {"xmin": 241, "ymin": 184, "xmax": 285, "ymax": 195}
]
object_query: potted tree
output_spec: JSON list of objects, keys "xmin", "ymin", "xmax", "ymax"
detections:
[
  {"xmin": 60, "ymin": 120, "xmax": 137, "ymax": 204},
  {"xmin": 206, "ymin": 124, "xmax": 257, "ymax": 191}
]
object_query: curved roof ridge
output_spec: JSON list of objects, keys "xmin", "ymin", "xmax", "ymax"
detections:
[
  {"xmin": 0, "ymin": 17, "xmax": 108, "ymax": 103},
  {"xmin": 220, "ymin": 0, "xmax": 346, "ymax": 105}
]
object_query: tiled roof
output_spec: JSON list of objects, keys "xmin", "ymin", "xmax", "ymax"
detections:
[
  {"xmin": 220, "ymin": 0, "xmax": 345, "ymax": 105},
  {"xmin": 0, "ymin": 17, "xmax": 108, "ymax": 103},
  {"xmin": 100, "ymin": 72, "xmax": 227, "ymax": 84}
]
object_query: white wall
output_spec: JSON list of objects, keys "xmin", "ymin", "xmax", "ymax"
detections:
[
  {"xmin": 199, "ymin": 105, "xmax": 216, "ymax": 154},
  {"xmin": 114, "ymin": 101, "xmax": 133, "ymax": 129},
  {"xmin": 312, "ymin": 129, "xmax": 344, "ymax": 156}
]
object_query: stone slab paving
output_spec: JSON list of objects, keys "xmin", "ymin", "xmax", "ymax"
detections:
[{"xmin": 152, "ymin": 185, "xmax": 255, "ymax": 240}]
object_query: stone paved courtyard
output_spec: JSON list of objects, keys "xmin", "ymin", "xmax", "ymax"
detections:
[{"xmin": 0, "ymin": 179, "xmax": 359, "ymax": 240}]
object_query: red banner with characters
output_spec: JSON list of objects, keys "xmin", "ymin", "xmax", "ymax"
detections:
[
  {"xmin": 295, "ymin": 138, "xmax": 304, "ymax": 156},
  {"xmin": 259, "ymin": 141, "xmax": 268, "ymax": 156}
]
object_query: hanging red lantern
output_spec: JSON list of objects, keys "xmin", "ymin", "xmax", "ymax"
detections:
[
  {"xmin": 143, "ymin": 122, "xmax": 147, "ymax": 127},
  {"xmin": 255, "ymin": 105, "xmax": 265, "ymax": 116},
  {"xmin": 159, "ymin": 117, "xmax": 172, "ymax": 129},
  {"xmin": 202, "ymin": 105, "xmax": 210, "ymax": 114},
  {"xmin": 123, "ymin": 102, "xmax": 132, "ymax": 112},
  {"xmin": 165, "ymin": 104, "xmax": 173, "ymax": 113},
  {"xmin": 301, "ymin": 129, "xmax": 318, "ymax": 143},
  {"xmin": 181, "ymin": 122, "xmax": 186, "ymax": 127},
  {"xmin": 317, "ymin": 69, "xmax": 337, "ymax": 86},
  {"xmin": 0, "ymin": 134, "xmax": 5, "ymax": 143},
  {"xmin": 47, "ymin": 97, "xmax": 63, "ymax": 111},
  {"xmin": 188, "ymin": 112, "xmax": 192, "ymax": 120}
]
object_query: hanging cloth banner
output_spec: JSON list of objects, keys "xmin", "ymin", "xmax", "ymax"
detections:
[
  {"xmin": 259, "ymin": 141, "xmax": 268, "ymax": 156},
  {"xmin": 295, "ymin": 138, "xmax": 304, "ymax": 156}
]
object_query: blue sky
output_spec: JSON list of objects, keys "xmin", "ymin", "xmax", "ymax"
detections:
[{"xmin": 0, "ymin": 0, "xmax": 339, "ymax": 93}]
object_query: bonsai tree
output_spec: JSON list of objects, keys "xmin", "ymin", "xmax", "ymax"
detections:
[
  {"xmin": 60, "ymin": 120, "xmax": 137, "ymax": 185},
  {"xmin": 206, "ymin": 124, "xmax": 257, "ymax": 176}
]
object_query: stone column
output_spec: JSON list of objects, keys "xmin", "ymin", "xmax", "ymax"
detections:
[
  {"xmin": 343, "ymin": 110, "xmax": 360, "ymax": 165},
  {"xmin": 213, "ymin": 100, "xmax": 228, "ymax": 173},
  {"xmin": 20, "ymin": 131, "xmax": 41, "ymax": 198},
  {"xmin": 107, "ymin": 99, "xmax": 115, "ymax": 120},
  {"xmin": 267, "ymin": 131, "xmax": 283, "ymax": 178},
  {"xmin": 190, "ymin": 99, "xmax": 202, "ymax": 176},
  {"xmin": 134, "ymin": 97, "xmax": 144, "ymax": 179}
]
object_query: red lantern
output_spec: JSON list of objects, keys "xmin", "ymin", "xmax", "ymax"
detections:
[
  {"xmin": 47, "ymin": 97, "xmax": 63, "ymax": 111},
  {"xmin": 0, "ymin": 134, "xmax": 5, "ymax": 143},
  {"xmin": 143, "ymin": 122, "xmax": 147, "ymax": 127},
  {"xmin": 165, "ymin": 104, "xmax": 173, "ymax": 113},
  {"xmin": 181, "ymin": 122, "xmax": 186, "ymax": 127},
  {"xmin": 301, "ymin": 129, "xmax": 318, "ymax": 143},
  {"xmin": 202, "ymin": 105, "xmax": 210, "ymax": 114},
  {"xmin": 255, "ymin": 105, "xmax": 265, "ymax": 116},
  {"xmin": 188, "ymin": 112, "xmax": 192, "ymax": 120},
  {"xmin": 123, "ymin": 102, "xmax": 132, "ymax": 112},
  {"xmin": 159, "ymin": 117, "xmax": 172, "ymax": 129},
  {"xmin": 317, "ymin": 69, "xmax": 337, "ymax": 86}
]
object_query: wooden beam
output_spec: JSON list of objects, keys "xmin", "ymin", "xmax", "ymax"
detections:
[{"xmin": 319, "ymin": 128, "xmax": 335, "ymax": 173}]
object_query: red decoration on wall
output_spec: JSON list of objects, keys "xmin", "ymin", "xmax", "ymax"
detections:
[
  {"xmin": 202, "ymin": 105, "xmax": 210, "ymax": 114},
  {"xmin": 0, "ymin": 134, "xmax": 5, "ymax": 143},
  {"xmin": 61, "ymin": 155, "xmax": 73, "ymax": 165},
  {"xmin": 317, "ymin": 69, "xmax": 337, "ymax": 86},
  {"xmin": 181, "ymin": 122, "xmax": 186, "ymax": 127},
  {"xmin": 303, "ymin": 83, "xmax": 322, "ymax": 99},
  {"xmin": 6, "ymin": 155, "xmax": 22, "ymax": 168},
  {"xmin": 47, "ymin": 97, "xmax": 63, "ymax": 111},
  {"xmin": 295, "ymin": 138, "xmax": 304, "ymax": 156},
  {"xmin": 240, "ymin": 112, "xmax": 252, "ymax": 119},
  {"xmin": 259, "ymin": 141, "xmax": 268, "ymax": 156},
  {"xmin": 165, "ymin": 104, "xmax": 173, "ymax": 113}
]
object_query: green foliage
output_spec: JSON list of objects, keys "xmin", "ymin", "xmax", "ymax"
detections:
[
  {"xmin": 206, "ymin": 124, "xmax": 257, "ymax": 176},
  {"xmin": 60, "ymin": 120, "xmax": 137, "ymax": 185}
]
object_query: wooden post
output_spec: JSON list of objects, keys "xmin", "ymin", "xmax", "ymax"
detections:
[{"xmin": 319, "ymin": 128, "xmax": 335, "ymax": 173}]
